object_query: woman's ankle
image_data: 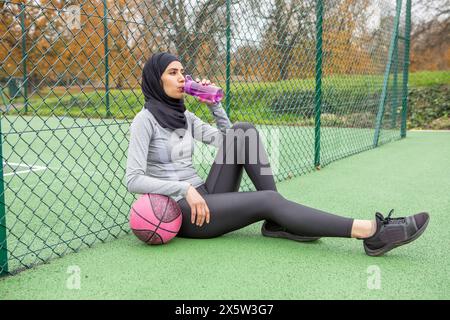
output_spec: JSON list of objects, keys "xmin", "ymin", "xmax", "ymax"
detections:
[{"xmin": 351, "ymin": 220, "xmax": 377, "ymax": 239}]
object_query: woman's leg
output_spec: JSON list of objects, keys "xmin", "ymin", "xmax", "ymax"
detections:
[
  {"xmin": 205, "ymin": 122, "xmax": 277, "ymax": 193},
  {"xmin": 178, "ymin": 123, "xmax": 430, "ymax": 254},
  {"xmin": 178, "ymin": 121, "xmax": 373, "ymax": 240},
  {"xmin": 203, "ymin": 122, "xmax": 322, "ymax": 240},
  {"xmin": 205, "ymin": 121, "xmax": 287, "ymax": 233},
  {"xmin": 177, "ymin": 190, "xmax": 354, "ymax": 238}
]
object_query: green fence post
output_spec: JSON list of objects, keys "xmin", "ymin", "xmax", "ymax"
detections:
[
  {"xmin": 225, "ymin": 0, "xmax": 231, "ymax": 117},
  {"xmin": 373, "ymin": 0, "xmax": 402, "ymax": 147},
  {"xmin": 0, "ymin": 108, "xmax": 9, "ymax": 276},
  {"xmin": 391, "ymin": 39, "xmax": 399, "ymax": 129},
  {"xmin": 0, "ymin": 86, "xmax": 7, "ymax": 106},
  {"xmin": 20, "ymin": 3, "xmax": 28, "ymax": 113},
  {"xmin": 401, "ymin": 0, "xmax": 411, "ymax": 138},
  {"xmin": 103, "ymin": 0, "xmax": 111, "ymax": 118},
  {"xmin": 314, "ymin": 0, "xmax": 323, "ymax": 169}
]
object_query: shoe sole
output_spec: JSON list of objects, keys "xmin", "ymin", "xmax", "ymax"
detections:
[
  {"xmin": 363, "ymin": 214, "xmax": 430, "ymax": 257},
  {"xmin": 262, "ymin": 229, "xmax": 321, "ymax": 242}
]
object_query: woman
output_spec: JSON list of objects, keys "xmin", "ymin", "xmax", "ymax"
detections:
[{"xmin": 126, "ymin": 52, "xmax": 430, "ymax": 256}]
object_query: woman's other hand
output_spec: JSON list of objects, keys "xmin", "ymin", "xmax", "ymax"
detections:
[{"xmin": 186, "ymin": 185, "xmax": 210, "ymax": 227}]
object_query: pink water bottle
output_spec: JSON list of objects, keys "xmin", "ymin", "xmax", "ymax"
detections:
[{"xmin": 183, "ymin": 75, "xmax": 224, "ymax": 104}]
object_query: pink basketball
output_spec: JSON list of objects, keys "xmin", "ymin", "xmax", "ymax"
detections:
[{"xmin": 129, "ymin": 194, "xmax": 183, "ymax": 245}]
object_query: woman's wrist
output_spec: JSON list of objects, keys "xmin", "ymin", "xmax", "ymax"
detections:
[
  {"xmin": 181, "ymin": 182, "xmax": 193, "ymax": 198},
  {"xmin": 206, "ymin": 101, "xmax": 220, "ymax": 108},
  {"xmin": 208, "ymin": 102, "xmax": 222, "ymax": 113}
]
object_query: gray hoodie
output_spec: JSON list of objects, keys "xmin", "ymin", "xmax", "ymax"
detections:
[{"xmin": 125, "ymin": 103, "xmax": 232, "ymax": 201}]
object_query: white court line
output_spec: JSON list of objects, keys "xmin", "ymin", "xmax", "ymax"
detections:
[
  {"xmin": 2, "ymin": 161, "xmax": 47, "ymax": 177},
  {"xmin": 6, "ymin": 166, "xmax": 120, "ymax": 193},
  {"xmin": 409, "ymin": 129, "xmax": 450, "ymax": 132},
  {"xmin": 3, "ymin": 162, "xmax": 117, "ymax": 178},
  {"xmin": 3, "ymin": 161, "xmax": 47, "ymax": 170},
  {"xmin": 4, "ymin": 168, "xmax": 47, "ymax": 176}
]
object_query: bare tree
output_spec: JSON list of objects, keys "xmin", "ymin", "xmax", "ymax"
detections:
[
  {"xmin": 411, "ymin": 0, "xmax": 449, "ymax": 70},
  {"xmin": 162, "ymin": 0, "xmax": 229, "ymax": 74},
  {"xmin": 254, "ymin": 0, "xmax": 316, "ymax": 80}
]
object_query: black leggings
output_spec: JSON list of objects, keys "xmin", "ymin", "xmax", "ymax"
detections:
[{"xmin": 177, "ymin": 122, "xmax": 354, "ymax": 239}]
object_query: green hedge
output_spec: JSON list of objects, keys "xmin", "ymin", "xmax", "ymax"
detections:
[{"xmin": 407, "ymin": 84, "xmax": 450, "ymax": 130}]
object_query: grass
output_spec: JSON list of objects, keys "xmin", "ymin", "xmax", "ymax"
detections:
[
  {"xmin": 408, "ymin": 70, "xmax": 450, "ymax": 87},
  {"xmin": 1, "ymin": 70, "xmax": 448, "ymax": 126}
]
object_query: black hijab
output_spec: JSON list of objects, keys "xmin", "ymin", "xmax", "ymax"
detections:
[{"xmin": 141, "ymin": 52, "xmax": 187, "ymax": 130}]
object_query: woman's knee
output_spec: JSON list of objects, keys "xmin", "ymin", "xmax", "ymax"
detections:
[
  {"xmin": 232, "ymin": 121, "xmax": 256, "ymax": 131},
  {"xmin": 229, "ymin": 122, "xmax": 260, "ymax": 145},
  {"xmin": 258, "ymin": 190, "xmax": 284, "ymax": 206}
]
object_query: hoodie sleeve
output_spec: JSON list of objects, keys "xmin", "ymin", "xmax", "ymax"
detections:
[{"xmin": 188, "ymin": 102, "xmax": 232, "ymax": 147}]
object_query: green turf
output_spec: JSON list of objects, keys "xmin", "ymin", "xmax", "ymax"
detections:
[{"xmin": 1, "ymin": 130, "xmax": 449, "ymax": 299}]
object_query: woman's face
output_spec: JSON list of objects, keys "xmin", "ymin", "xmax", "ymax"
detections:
[{"xmin": 161, "ymin": 61, "xmax": 185, "ymax": 99}]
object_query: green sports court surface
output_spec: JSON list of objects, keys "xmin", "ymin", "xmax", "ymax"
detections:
[{"xmin": 0, "ymin": 130, "xmax": 449, "ymax": 299}]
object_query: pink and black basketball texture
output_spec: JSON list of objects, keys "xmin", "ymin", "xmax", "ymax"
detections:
[{"xmin": 129, "ymin": 194, "xmax": 182, "ymax": 244}]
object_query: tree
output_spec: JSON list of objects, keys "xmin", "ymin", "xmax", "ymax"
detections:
[
  {"xmin": 410, "ymin": 0, "xmax": 449, "ymax": 70},
  {"xmin": 162, "ymin": 0, "xmax": 229, "ymax": 75},
  {"xmin": 250, "ymin": 0, "xmax": 316, "ymax": 81}
]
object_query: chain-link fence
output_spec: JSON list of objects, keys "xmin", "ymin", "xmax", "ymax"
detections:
[{"xmin": 0, "ymin": 0, "xmax": 411, "ymax": 275}]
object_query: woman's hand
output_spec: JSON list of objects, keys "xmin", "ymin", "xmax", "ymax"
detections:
[
  {"xmin": 186, "ymin": 185, "xmax": 210, "ymax": 227},
  {"xmin": 194, "ymin": 77, "xmax": 218, "ymax": 107}
]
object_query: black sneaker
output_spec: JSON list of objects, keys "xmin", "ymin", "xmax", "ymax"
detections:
[
  {"xmin": 261, "ymin": 220, "xmax": 321, "ymax": 242},
  {"xmin": 362, "ymin": 209, "xmax": 430, "ymax": 256}
]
